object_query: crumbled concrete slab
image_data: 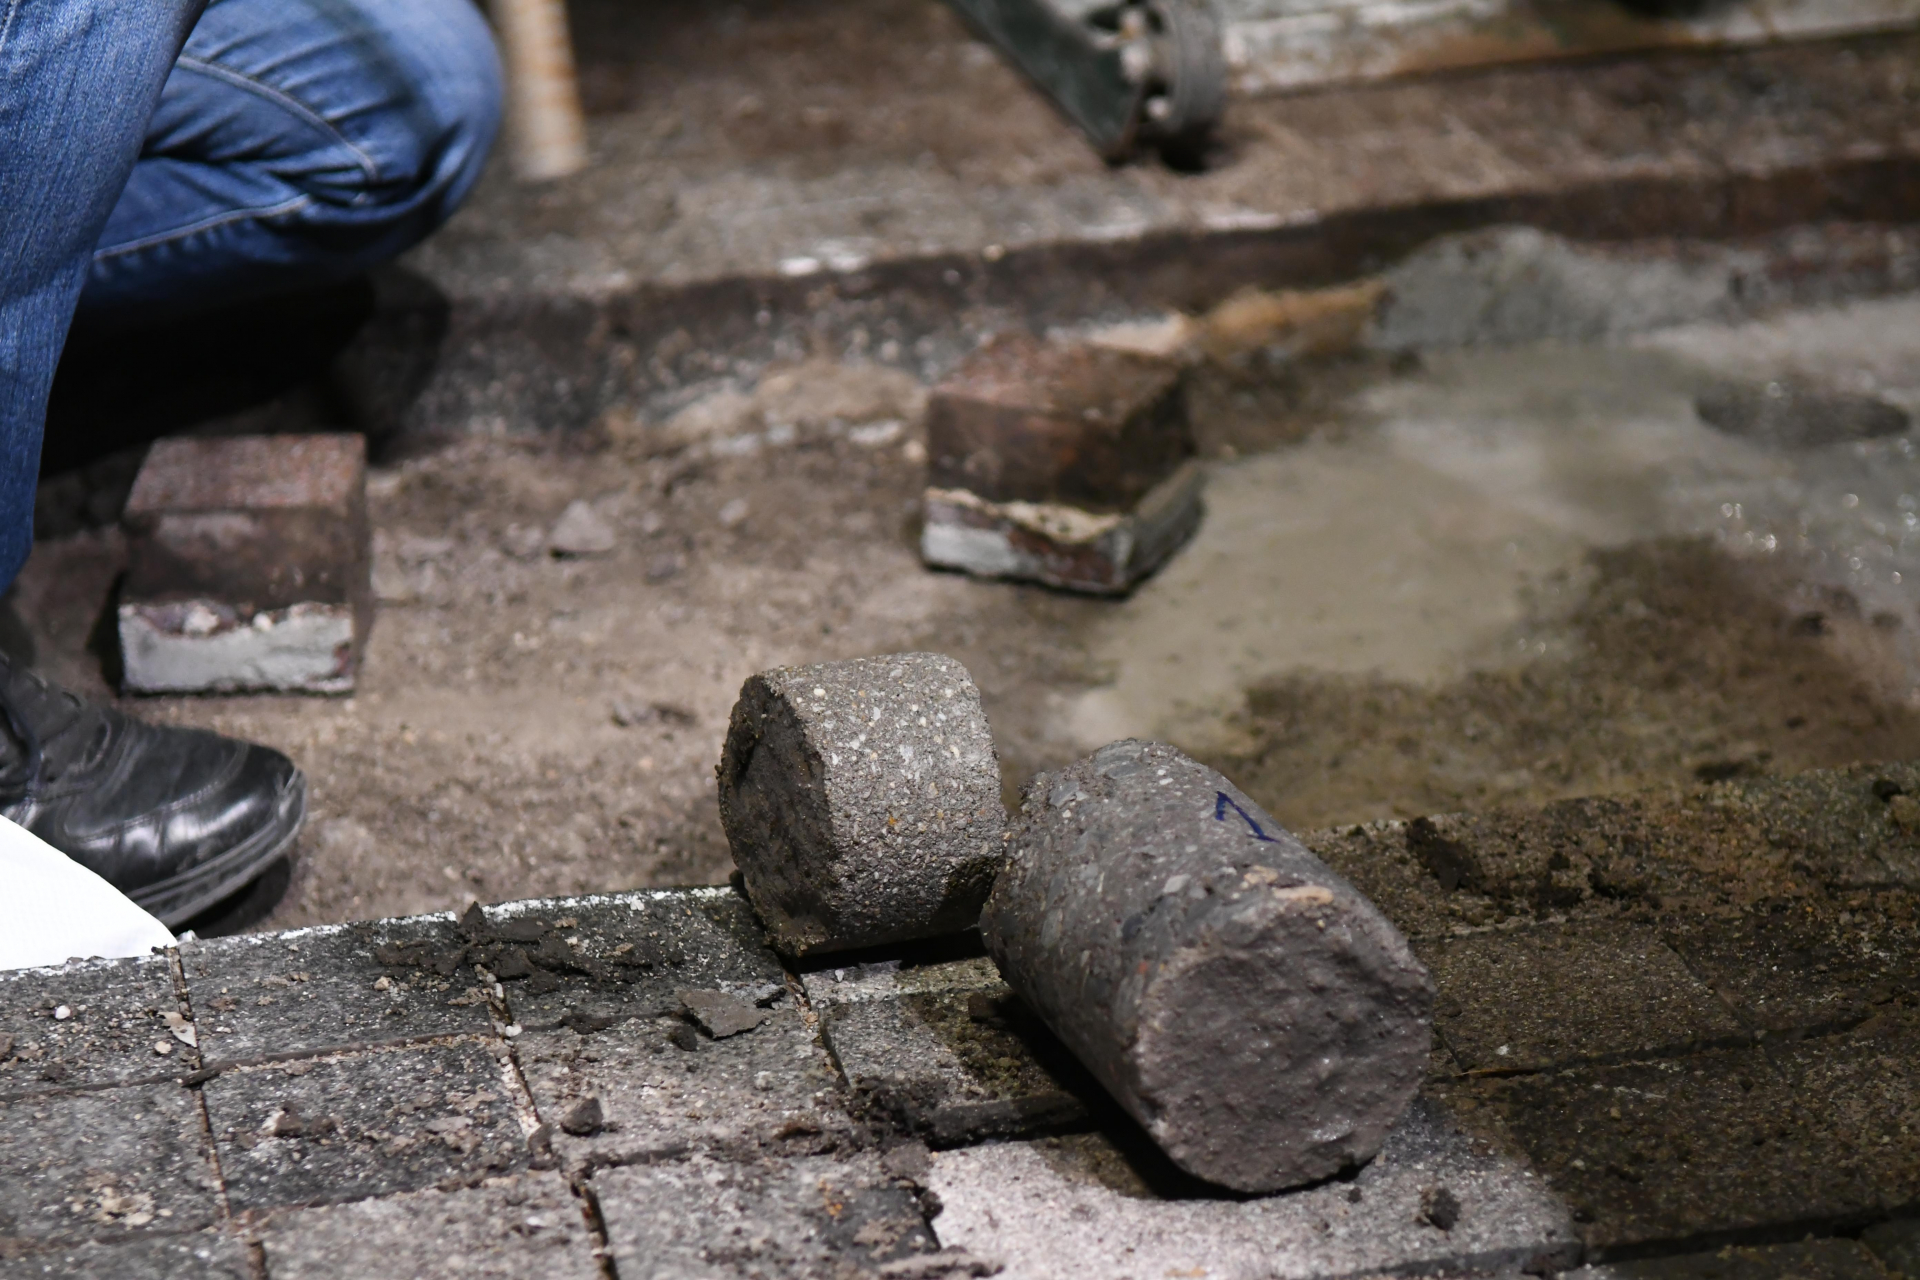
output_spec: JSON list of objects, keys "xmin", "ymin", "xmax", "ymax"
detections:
[
  {"xmin": 815, "ymin": 968, "xmax": 1091, "ymax": 1147},
  {"xmin": 515, "ymin": 1006, "xmax": 850, "ymax": 1169},
  {"xmin": 593, "ymin": 1151, "xmax": 941, "ymax": 1279},
  {"xmin": 1299, "ymin": 822, "xmax": 1462, "ymax": 941},
  {"xmin": 798, "ymin": 954, "xmax": 1005, "ymax": 1009},
  {"xmin": 257, "ymin": 1172, "xmax": 600, "ymax": 1280},
  {"xmin": 1660, "ymin": 895, "xmax": 1920, "ymax": 1037},
  {"xmin": 182, "ymin": 917, "xmax": 493, "ymax": 1065},
  {"xmin": 1768, "ymin": 1011, "xmax": 1920, "ymax": 1214},
  {"xmin": 0, "ymin": 1231, "xmax": 253, "ymax": 1279},
  {"xmin": 926, "ymin": 1094, "xmax": 1577, "ymax": 1279},
  {"xmin": 201, "ymin": 1041, "xmax": 526, "ymax": 1213},
  {"xmin": 1422, "ymin": 922, "xmax": 1748, "ymax": 1072},
  {"xmin": 1471, "ymin": 1046, "xmax": 1873, "ymax": 1255},
  {"xmin": 0, "ymin": 956, "xmax": 188, "ymax": 1098},
  {"xmin": 0, "ymin": 1084, "xmax": 222, "ymax": 1250},
  {"xmin": 484, "ymin": 889, "xmax": 786, "ymax": 1033},
  {"xmin": 1565, "ymin": 1237, "xmax": 1896, "ymax": 1280}
]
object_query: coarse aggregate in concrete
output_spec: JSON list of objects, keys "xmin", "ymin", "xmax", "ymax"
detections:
[
  {"xmin": 257, "ymin": 1171, "xmax": 601, "ymax": 1280},
  {"xmin": 1867, "ymin": 1220, "xmax": 1920, "ymax": 1279},
  {"xmin": 517, "ymin": 1005, "xmax": 851, "ymax": 1169},
  {"xmin": 1660, "ymin": 894, "xmax": 1920, "ymax": 1037},
  {"xmin": 182, "ymin": 916, "xmax": 492, "ymax": 1065},
  {"xmin": 1565, "ymin": 1237, "xmax": 1897, "ymax": 1280},
  {"xmin": 0, "ymin": 1083, "xmax": 221, "ymax": 1250},
  {"xmin": 0, "ymin": 1231, "xmax": 252, "ymax": 1279},
  {"xmin": 486, "ymin": 888, "xmax": 787, "ymax": 1032},
  {"xmin": 1422, "ymin": 922, "xmax": 1748, "ymax": 1073},
  {"xmin": 201, "ymin": 1040, "xmax": 527, "ymax": 1213},
  {"xmin": 925, "ymin": 1094, "xmax": 1577, "ymax": 1280},
  {"xmin": 593, "ymin": 1151, "xmax": 942, "ymax": 1280},
  {"xmin": 717, "ymin": 652, "xmax": 1005, "ymax": 957},
  {"xmin": 0, "ymin": 956, "xmax": 188, "ymax": 1098},
  {"xmin": 1468, "ymin": 1046, "xmax": 1874, "ymax": 1255}
]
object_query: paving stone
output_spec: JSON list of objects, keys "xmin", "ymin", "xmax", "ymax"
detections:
[
  {"xmin": 202, "ymin": 1041, "xmax": 527, "ymax": 1213},
  {"xmin": 0, "ymin": 956, "xmax": 188, "ymax": 1098},
  {"xmin": 258, "ymin": 1172, "xmax": 600, "ymax": 1279},
  {"xmin": 516, "ymin": 1005, "xmax": 850, "ymax": 1169},
  {"xmin": 1471, "ymin": 1045, "xmax": 1875, "ymax": 1255},
  {"xmin": 1866, "ymin": 1219, "xmax": 1920, "ymax": 1280},
  {"xmin": 807, "ymin": 957, "xmax": 1091, "ymax": 1147},
  {"xmin": 485, "ymin": 888, "xmax": 786, "ymax": 1033},
  {"xmin": 118, "ymin": 433, "xmax": 370, "ymax": 694},
  {"xmin": 1661, "ymin": 894, "xmax": 1920, "ymax": 1037},
  {"xmin": 1301, "ymin": 821, "xmax": 1460, "ymax": 940},
  {"xmin": 183, "ymin": 917, "xmax": 493, "ymax": 1065},
  {"xmin": 1566, "ymin": 1237, "xmax": 1896, "ymax": 1280},
  {"xmin": 1422, "ymin": 921, "xmax": 1748, "ymax": 1073},
  {"xmin": 0, "ymin": 1084, "xmax": 221, "ymax": 1251},
  {"xmin": 0, "ymin": 1231, "xmax": 252, "ymax": 1279},
  {"xmin": 594, "ymin": 1151, "xmax": 942, "ymax": 1279},
  {"xmin": 925, "ymin": 1094, "xmax": 1577, "ymax": 1279},
  {"xmin": 1768, "ymin": 1011, "xmax": 1920, "ymax": 1216}
]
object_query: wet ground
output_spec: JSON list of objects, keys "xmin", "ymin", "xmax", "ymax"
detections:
[{"xmin": 19, "ymin": 285, "xmax": 1920, "ymax": 930}]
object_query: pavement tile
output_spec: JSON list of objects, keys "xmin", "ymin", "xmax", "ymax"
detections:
[
  {"xmin": 517, "ymin": 1005, "xmax": 851, "ymax": 1169},
  {"xmin": 1661, "ymin": 894, "xmax": 1920, "ymax": 1037},
  {"xmin": 488, "ymin": 888, "xmax": 785, "ymax": 1033},
  {"xmin": 1302, "ymin": 821, "xmax": 1460, "ymax": 939},
  {"xmin": 257, "ymin": 1171, "xmax": 600, "ymax": 1280},
  {"xmin": 1421, "ymin": 922, "xmax": 1748, "ymax": 1073},
  {"xmin": 1866, "ymin": 1220, "xmax": 1920, "ymax": 1280},
  {"xmin": 0, "ymin": 1231, "xmax": 252, "ymax": 1279},
  {"xmin": 594, "ymin": 1151, "xmax": 942, "ymax": 1280},
  {"xmin": 182, "ymin": 916, "xmax": 493, "ymax": 1064},
  {"xmin": 0, "ymin": 956, "xmax": 188, "ymax": 1098},
  {"xmin": 924, "ymin": 1093, "xmax": 1577, "ymax": 1279},
  {"xmin": 203, "ymin": 1040, "xmax": 527, "ymax": 1213},
  {"xmin": 1473, "ymin": 1046, "xmax": 1876, "ymax": 1255},
  {"xmin": 1565, "ymin": 1237, "xmax": 1895, "ymax": 1280},
  {"xmin": 1768, "ymin": 1012, "xmax": 1920, "ymax": 1215},
  {"xmin": 0, "ymin": 1084, "xmax": 222, "ymax": 1251}
]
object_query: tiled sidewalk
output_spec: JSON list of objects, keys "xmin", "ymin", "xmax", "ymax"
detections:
[{"xmin": 3, "ymin": 763, "xmax": 1918, "ymax": 1278}]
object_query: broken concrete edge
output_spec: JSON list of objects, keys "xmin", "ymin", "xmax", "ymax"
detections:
[
  {"xmin": 920, "ymin": 461, "xmax": 1205, "ymax": 593},
  {"xmin": 118, "ymin": 600, "xmax": 359, "ymax": 695}
]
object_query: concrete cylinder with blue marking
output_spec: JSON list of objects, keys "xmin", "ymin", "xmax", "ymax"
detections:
[{"xmin": 980, "ymin": 739, "xmax": 1433, "ymax": 1192}]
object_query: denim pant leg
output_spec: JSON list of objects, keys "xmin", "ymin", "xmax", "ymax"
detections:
[{"xmin": 0, "ymin": 0, "xmax": 208, "ymax": 594}]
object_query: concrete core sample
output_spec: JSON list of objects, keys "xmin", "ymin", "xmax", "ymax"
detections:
[
  {"xmin": 980, "ymin": 740, "xmax": 1433, "ymax": 1193},
  {"xmin": 716, "ymin": 653, "xmax": 1005, "ymax": 957},
  {"xmin": 118, "ymin": 434, "xmax": 370, "ymax": 694}
]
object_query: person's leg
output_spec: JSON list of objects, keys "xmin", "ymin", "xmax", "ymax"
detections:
[
  {"xmin": 0, "ymin": 0, "xmax": 208, "ymax": 591},
  {"xmin": 76, "ymin": 0, "xmax": 502, "ymax": 329}
]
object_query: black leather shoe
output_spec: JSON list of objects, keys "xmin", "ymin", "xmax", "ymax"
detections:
[{"xmin": 0, "ymin": 657, "xmax": 305, "ymax": 928}]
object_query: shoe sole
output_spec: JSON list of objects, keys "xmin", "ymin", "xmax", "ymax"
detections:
[{"xmin": 129, "ymin": 770, "xmax": 309, "ymax": 929}]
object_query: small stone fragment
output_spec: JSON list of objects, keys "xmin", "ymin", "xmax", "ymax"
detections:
[
  {"xmin": 980, "ymin": 740, "xmax": 1433, "ymax": 1193},
  {"xmin": 53, "ymin": 1005, "xmax": 71, "ymax": 1021},
  {"xmin": 559, "ymin": 1096, "xmax": 605, "ymax": 1136},
  {"xmin": 716, "ymin": 652, "xmax": 1005, "ymax": 956},
  {"xmin": 152, "ymin": 1040, "xmax": 174, "ymax": 1056},
  {"xmin": 1421, "ymin": 1185, "xmax": 1462, "ymax": 1231},
  {"xmin": 665, "ymin": 1022, "xmax": 701, "ymax": 1052},
  {"xmin": 880, "ymin": 1140, "xmax": 933, "ymax": 1183},
  {"xmin": 547, "ymin": 500, "xmax": 617, "ymax": 557},
  {"xmin": 678, "ymin": 989, "xmax": 772, "ymax": 1038}
]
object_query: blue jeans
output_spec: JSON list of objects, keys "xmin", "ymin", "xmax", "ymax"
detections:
[{"xmin": 0, "ymin": 0, "xmax": 501, "ymax": 592}]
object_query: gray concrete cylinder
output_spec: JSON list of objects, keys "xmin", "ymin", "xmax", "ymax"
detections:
[
  {"xmin": 717, "ymin": 653, "xmax": 1005, "ymax": 957},
  {"xmin": 980, "ymin": 740, "xmax": 1433, "ymax": 1192}
]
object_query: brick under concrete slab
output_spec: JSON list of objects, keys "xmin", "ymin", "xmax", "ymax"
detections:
[
  {"xmin": 0, "ymin": 1084, "xmax": 222, "ymax": 1251},
  {"xmin": 592, "ymin": 1151, "xmax": 941, "ymax": 1280},
  {"xmin": 256, "ymin": 1172, "xmax": 601, "ymax": 1280},
  {"xmin": 1470, "ymin": 1045, "xmax": 1875, "ymax": 1255},
  {"xmin": 0, "ymin": 956, "xmax": 189, "ymax": 1098},
  {"xmin": 0, "ymin": 1231, "xmax": 252, "ymax": 1280},
  {"xmin": 485, "ymin": 888, "xmax": 786, "ymax": 1033},
  {"xmin": 1422, "ymin": 922, "xmax": 1748, "ymax": 1073},
  {"xmin": 925, "ymin": 1094, "xmax": 1577, "ymax": 1279},
  {"xmin": 201, "ymin": 1040, "xmax": 526, "ymax": 1213},
  {"xmin": 516, "ymin": 1005, "xmax": 851, "ymax": 1170},
  {"xmin": 1660, "ymin": 894, "xmax": 1920, "ymax": 1038},
  {"xmin": 1565, "ymin": 1237, "xmax": 1897, "ymax": 1280},
  {"xmin": 182, "ymin": 917, "xmax": 493, "ymax": 1065}
]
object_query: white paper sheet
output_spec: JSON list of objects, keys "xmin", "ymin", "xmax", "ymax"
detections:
[{"xmin": 0, "ymin": 814, "xmax": 174, "ymax": 971}]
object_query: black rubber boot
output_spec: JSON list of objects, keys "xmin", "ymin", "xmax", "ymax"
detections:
[{"xmin": 0, "ymin": 657, "xmax": 305, "ymax": 927}]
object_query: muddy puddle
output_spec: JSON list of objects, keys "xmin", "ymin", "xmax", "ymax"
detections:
[{"xmin": 19, "ymin": 295, "xmax": 1920, "ymax": 926}]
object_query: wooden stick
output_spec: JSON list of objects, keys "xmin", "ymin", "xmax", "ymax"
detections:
[{"xmin": 490, "ymin": 0, "xmax": 588, "ymax": 181}]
